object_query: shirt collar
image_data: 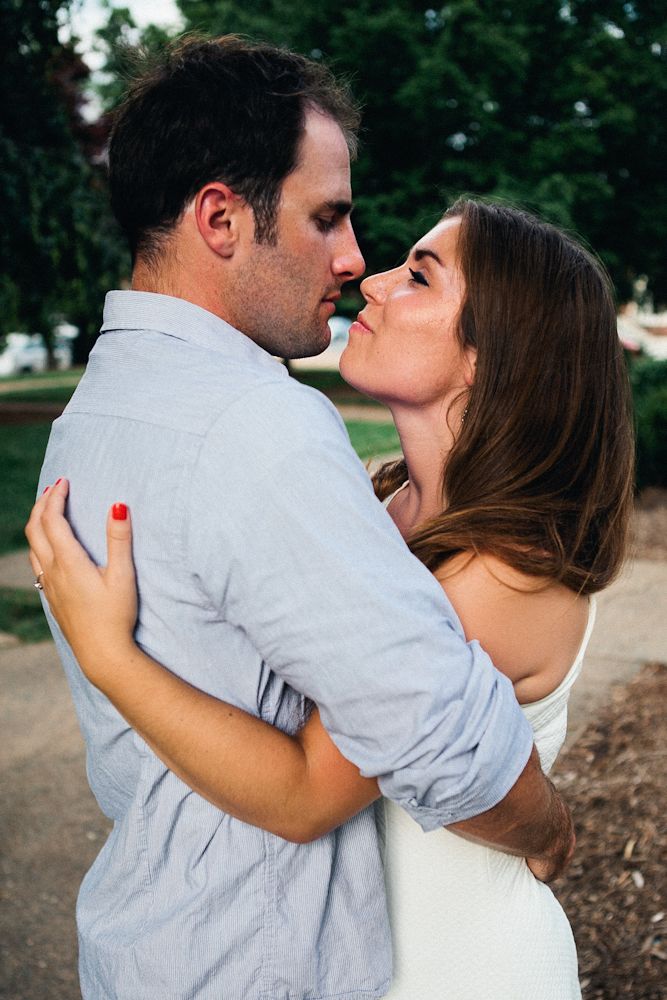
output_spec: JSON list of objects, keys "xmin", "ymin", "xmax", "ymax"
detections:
[{"xmin": 100, "ymin": 290, "xmax": 285, "ymax": 373}]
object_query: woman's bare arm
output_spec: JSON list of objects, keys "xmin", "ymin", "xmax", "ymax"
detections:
[
  {"xmin": 86, "ymin": 640, "xmax": 379, "ymax": 842},
  {"xmin": 433, "ymin": 552, "xmax": 587, "ymax": 874},
  {"xmin": 26, "ymin": 480, "xmax": 378, "ymax": 842},
  {"xmin": 26, "ymin": 479, "xmax": 573, "ymax": 875},
  {"xmin": 435, "ymin": 552, "xmax": 590, "ymax": 704}
]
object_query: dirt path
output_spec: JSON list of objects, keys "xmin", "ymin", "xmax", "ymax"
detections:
[
  {"xmin": 0, "ymin": 401, "xmax": 67, "ymax": 425},
  {"xmin": 0, "ymin": 642, "xmax": 111, "ymax": 1000}
]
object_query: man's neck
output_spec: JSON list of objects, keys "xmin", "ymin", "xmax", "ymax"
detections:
[{"xmin": 131, "ymin": 259, "xmax": 226, "ymax": 323}]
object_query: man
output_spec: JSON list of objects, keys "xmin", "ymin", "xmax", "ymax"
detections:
[{"xmin": 35, "ymin": 35, "xmax": 573, "ymax": 999}]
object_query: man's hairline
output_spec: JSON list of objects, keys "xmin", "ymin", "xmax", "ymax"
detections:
[{"xmin": 134, "ymin": 104, "xmax": 355, "ymax": 269}]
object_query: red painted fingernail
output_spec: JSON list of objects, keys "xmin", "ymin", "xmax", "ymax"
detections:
[
  {"xmin": 43, "ymin": 486, "xmax": 50, "ymax": 494},
  {"xmin": 55, "ymin": 478, "xmax": 62, "ymax": 485},
  {"xmin": 112, "ymin": 503, "xmax": 128, "ymax": 521}
]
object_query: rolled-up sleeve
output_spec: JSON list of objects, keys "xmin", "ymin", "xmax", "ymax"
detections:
[{"xmin": 186, "ymin": 381, "xmax": 533, "ymax": 830}]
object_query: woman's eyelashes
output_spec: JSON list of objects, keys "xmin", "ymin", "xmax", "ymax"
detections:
[{"xmin": 408, "ymin": 267, "xmax": 428, "ymax": 286}]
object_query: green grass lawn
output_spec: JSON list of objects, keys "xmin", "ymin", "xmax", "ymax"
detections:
[
  {"xmin": 0, "ymin": 418, "xmax": 400, "ymax": 555},
  {"xmin": 0, "ymin": 586, "xmax": 52, "ymax": 643},
  {"xmin": 290, "ymin": 368, "xmax": 381, "ymax": 405},
  {"xmin": 345, "ymin": 420, "xmax": 401, "ymax": 460},
  {"xmin": 0, "ymin": 421, "xmax": 54, "ymax": 639},
  {"xmin": 0, "ymin": 423, "xmax": 53, "ymax": 555},
  {"xmin": 0, "ymin": 371, "xmax": 399, "ymax": 557},
  {"xmin": 0, "ymin": 385, "xmax": 78, "ymax": 403}
]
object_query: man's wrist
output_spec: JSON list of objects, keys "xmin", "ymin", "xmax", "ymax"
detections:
[{"xmin": 529, "ymin": 788, "xmax": 575, "ymax": 881}]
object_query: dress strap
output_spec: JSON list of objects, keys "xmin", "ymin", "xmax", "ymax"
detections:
[{"xmin": 382, "ymin": 480, "xmax": 409, "ymax": 511}]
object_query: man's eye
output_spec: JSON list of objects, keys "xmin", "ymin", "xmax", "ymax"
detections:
[
  {"xmin": 409, "ymin": 268, "xmax": 428, "ymax": 286},
  {"xmin": 316, "ymin": 217, "xmax": 336, "ymax": 232}
]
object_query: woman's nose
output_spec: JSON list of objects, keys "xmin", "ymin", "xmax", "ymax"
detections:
[{"xmin": 361, "ymin": 268, "xmax": 396, "ymax": 304}]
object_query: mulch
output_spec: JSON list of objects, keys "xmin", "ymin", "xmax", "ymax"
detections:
[{"xmin": 552, "ymin": 662, "xmax": 667, "ymax": 999}]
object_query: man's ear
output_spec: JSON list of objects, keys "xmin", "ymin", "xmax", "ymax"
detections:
[{"xmin": 194, "ymin": 183, "xmax": 251, "ymax": 258}]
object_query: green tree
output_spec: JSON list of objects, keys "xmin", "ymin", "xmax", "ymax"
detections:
[
  {"xmin": 0, "ymin": 0, "xmax": 128, "ymax": 358},
  {"xmin": 167, "ymin": 0, "xmax": 667, "ymax": 301},
  {"xmin": 92, "ymin": 3, "xmax": 176, "ymax": 111}
]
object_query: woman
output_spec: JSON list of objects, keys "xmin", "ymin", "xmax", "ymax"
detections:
[{"xmin": 28, "ymin": 199, "xmax": 634, "ymax": 998}]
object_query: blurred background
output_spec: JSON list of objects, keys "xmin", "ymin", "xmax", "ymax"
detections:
[
  {"xmin": 5, "ymin": 0, "xmax": 667, "ymax": 341},
  {"xmin": 1, "ymin": 4, "xmax": 666, "ymax": 998},
  {"xmin": 1, "ymin": 0, "xmax": 666, "ymax": 507}
]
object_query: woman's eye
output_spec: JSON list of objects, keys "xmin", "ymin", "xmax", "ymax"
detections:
[{"xmin": 409, "ymin": 268, "xmax": 428, "ymax": 286}]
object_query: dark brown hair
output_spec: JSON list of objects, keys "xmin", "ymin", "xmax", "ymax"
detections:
[
  {"xmin": 374, "ymin": 199, "xmax": 635, "ymax": 594},
  {"xmin": 108, "ymin": 34, "xmax": 360, "ymax": 262}
]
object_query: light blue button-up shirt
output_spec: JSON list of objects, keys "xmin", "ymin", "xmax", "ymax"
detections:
[{"xmin": 40, "ymin": 291, "xmax": 533, "ymax": 999}]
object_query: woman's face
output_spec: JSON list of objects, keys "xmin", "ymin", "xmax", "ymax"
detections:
[{"xmin": 340, "ymin": 216, "xmax": 474, "ymax": 409}]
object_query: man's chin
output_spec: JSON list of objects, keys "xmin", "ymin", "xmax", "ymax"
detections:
[
  {"xmin": 249, "ymin": 322, "xmax": 330, "ymax": 360},
  {"xmin": 283, "ymin": 327, "xmax": 332, "ymax": 360}
]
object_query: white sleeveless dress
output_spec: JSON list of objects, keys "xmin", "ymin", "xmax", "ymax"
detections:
[{"xmin": 381, "ymin": 483, "xmax": 593, "ymax": 999}]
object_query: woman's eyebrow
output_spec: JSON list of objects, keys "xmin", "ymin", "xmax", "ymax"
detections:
[{"xmin": 412, "ymin": 247, "xmax": 443, "ymax": 266}]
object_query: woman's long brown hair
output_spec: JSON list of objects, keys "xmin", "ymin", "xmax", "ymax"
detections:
[{"xmin": 373, "ymin": 199, "xmax": 635, "ymax": 594}]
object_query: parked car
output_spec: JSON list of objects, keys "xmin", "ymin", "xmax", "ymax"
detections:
[
  {"xmin": 0, "ymin": 332, "xmax": 73, "ymax": 376},
  {"xmin": 0, "ymin": 333, "xmax": 47, "ymax": 376},
  {"xmin": 328, "ymin": 315, "xmax": 352, "ymax": 345},
  {"xmin": 53, "ymin": 334, "xmax": 74, "ymax": 370}
]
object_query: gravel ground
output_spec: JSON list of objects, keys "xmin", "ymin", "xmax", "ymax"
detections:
[{"xmin": 552, "ymin": 662, "xmax": 667, "ymax": 999}]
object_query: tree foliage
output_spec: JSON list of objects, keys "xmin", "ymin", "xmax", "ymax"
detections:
[
  {"xmin": 92, "ymin": 4, "xmax": 175, "ymax": 111},
  {"xmin": 0, "ymin": 0, "xmax": 128, "ymax": 357},
  {"xmin": 3, "ymin": 0, "xmax": 666, "ymax": 364},
  {"xmin": 170, "ymin": 0, "xmax": 667, "ymax": 301}
]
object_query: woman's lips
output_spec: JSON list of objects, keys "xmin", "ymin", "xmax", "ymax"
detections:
[{"xmin": 351, "ymin": 313, "xmax": 373, "ymax": 333}]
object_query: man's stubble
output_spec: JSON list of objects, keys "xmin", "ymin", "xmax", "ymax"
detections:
[{"xmin": 225, "ymin": 239, "xmax": 333, "ymax": 360}]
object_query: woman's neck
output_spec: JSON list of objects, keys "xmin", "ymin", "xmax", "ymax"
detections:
[{"xmin": 387, "ymin": 397, "xmax": 465, "ymax": 538}]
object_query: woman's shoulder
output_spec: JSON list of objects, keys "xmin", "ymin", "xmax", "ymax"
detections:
[{"xmin": 434, "ymin": 553, "xmax": 590, "ymax": 703}]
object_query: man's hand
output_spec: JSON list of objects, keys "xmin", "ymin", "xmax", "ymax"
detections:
[
  {"xmin": 448, "ymin": 745, "xmax": 575, "ymax": 883},
  {"xmin": 525, "ymin": 791, "xmax": 576, "ymax": 882}
]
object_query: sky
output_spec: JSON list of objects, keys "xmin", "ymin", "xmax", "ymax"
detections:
[{"xmin": 59, "ymin": 0, "xmax": 184, "ymax": 70}]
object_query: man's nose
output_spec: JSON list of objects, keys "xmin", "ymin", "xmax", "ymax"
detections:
[{"xmin": 333, "ymin": 223, "xmax": 365, "ymax": 281}]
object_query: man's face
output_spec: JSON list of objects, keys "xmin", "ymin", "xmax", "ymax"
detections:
[{"xmin": 228, "ymin": 109, "xmax": 365, "ymax": 359}]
